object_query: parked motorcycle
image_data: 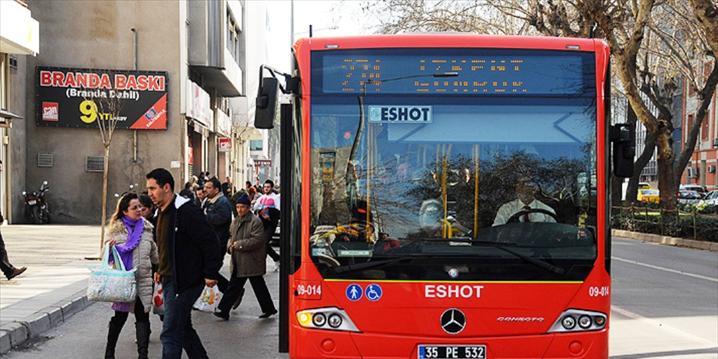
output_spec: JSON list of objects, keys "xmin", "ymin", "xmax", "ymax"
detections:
[{"xmin": 22, "ymin": 181, "xmax": 50, "ymax": 224}]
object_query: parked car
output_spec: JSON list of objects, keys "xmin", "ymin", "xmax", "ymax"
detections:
[
  {"xmin": 677, "ymin": 190, "xmax": 703, "ymax": 204},
  {"xmin": 679, "ymin": 184, "xmax": 708, "ymax": 196},
  {"xmin": 699, "ymin": 190, "xmax": 718, "ymax": 206},
  {"xmin": 638, "ymin": 182, "xmax": 652, "ymax": 189},
  {"xmin": 637, "ymin": 189, "xmax": 660, "ymax": 204}
]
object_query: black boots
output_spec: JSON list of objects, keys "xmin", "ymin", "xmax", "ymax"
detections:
[
  {"xmin": 104, "ymin": 317, "xmax": 124, "ymax": 359},
  {"xmin": 135, "ymin": 321, "xmax": 150, "ymax": 359},
  {"xmin": 105, "ymin": 317, "xmax": 150, "ymax": 359}
]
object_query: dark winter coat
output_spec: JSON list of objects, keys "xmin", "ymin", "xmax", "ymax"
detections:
[
  {"xmin": 163, "ymin": 195, "xmax": 222, "ymax": 293},
  {"xmin": 203, "ymin": 194, "xmax": 233, "ymax": 249}
]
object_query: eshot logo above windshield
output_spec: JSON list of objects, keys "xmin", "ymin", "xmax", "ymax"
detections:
[{"xmin": 368, "ymin": 105, "xmax": 432, "ymax": 123}]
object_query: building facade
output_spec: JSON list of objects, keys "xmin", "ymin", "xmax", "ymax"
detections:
[
  {"xmin": 680, "ymin": 61, "xmax": 718, "ymax": 191},
  {"xmin": 0, "ymin": 0, "xmax": 39, "ymax": 222},
  {"xmin": 15, "ymin": 0, "xmax": 246, "ymax": 224}
]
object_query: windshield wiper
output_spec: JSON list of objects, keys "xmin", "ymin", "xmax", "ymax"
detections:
[
  {"xmin": 333, "ymin": 257, "xmax": 413, "ymax": 274},
  {"xmin": 471, "ymin": 241, "xmax": 565, "ymax": 275},
  {"xmin": 407, "ymin": 237, "xmax": 565, "ymax": 275}
]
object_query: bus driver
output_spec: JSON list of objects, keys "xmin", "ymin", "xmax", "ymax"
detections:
[{"xmin": 493, "ymin": 176, "xmax": 556, "ymax": 226}]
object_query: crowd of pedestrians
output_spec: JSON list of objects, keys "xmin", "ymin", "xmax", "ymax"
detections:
[{"xmin": 101, "ymin": 168, "xmax": 280, "ymax": 359}]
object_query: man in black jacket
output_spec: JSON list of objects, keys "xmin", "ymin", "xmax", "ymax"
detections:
[
  {"xmin": 202, "ymin": 177, "xmax": 232, "ymax": 292},
  {"xmin": 146, "ymin": 168, "xmax": 221, "ymax": 359}
]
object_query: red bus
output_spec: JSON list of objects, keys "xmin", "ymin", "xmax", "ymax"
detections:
[{"xmin": 255, "ymin": 34, "xmax": 632, "ymax": 359}]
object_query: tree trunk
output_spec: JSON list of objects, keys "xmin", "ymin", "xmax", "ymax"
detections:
[
  {"xmin": 656, "ymin": 131, "xmax": 676, "ymax": 211},
  {"xmin": 100, "ymin": 145, "xmax": 111, "ymax": 252},
  {"xmin": 626, "ymin": 132, "xmax": 657, "ymax": 203},
  {"xmin": 611, "ymin": 174, "xmax": 623, "ymax": 205}
]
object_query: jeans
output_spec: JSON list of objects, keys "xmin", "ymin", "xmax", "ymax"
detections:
[{"xmin": 160, "ymin": 279, "xmax": 207, "ymax": 359}]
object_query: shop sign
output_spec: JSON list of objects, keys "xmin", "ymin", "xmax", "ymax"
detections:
[
  {"xmin": 218, "ymin": 138, "xmax": 231, "ymax": 152},
  {"xmin": 36, "ymin": 67, "xmax": 168, "ymax": 130},
  {"xmin": 185, "ymin": 80, "xmax": 212, "ymax": 130},
  {"xmin": 255, "ymin": 160, "xmax": 272, "ymax": 167},
  {"xmin": 216, "ymin": 108, "xmax": 232, "ymax": 137}
]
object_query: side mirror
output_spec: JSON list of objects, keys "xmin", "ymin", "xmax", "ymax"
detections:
[
  {"xmin": 254, "ymin": 77, "xmax": 279, "ymax": 129},
  {"xmin": 610, "ymin": 123, "xmax": 635, "ymax": 178}
]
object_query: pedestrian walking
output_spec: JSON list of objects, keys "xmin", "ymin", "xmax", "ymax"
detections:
[
  {"xmin": 202, "ymin": 177, "xmax": 233, "ymax": 292},
  {"xmin": 179, "ymin": 182, "xmax": 196, "ymax": 202},
  {"xmin": 221, "ymin": 176, "xmax": 233, "ymax": 197},
  {"xmin": 103, "ymin": 193, "xmax": 158, "ymax": 359},
  {"xmin": 195, "ymin": 186, "xmax": 207, "ymax": 208},
  {"xmin": 138, "ymin": 193, "xmax": 156, "ymax": 226},
  {"xmin": 258, "ymin": 198, "xmax": 280, "ymax": 268},
  {"xmin": 0, "ymin": 210, "xmax": 26, "ymax": 281},
  {"xmin": 253, "ymin": 179, "xmax": 281, "ymax": 212},
  {"xmin": 214, "ymin": 195, "xmax": 277, "ymax": 321},
  {"xmin": 145, "ymin": 168, "xmax": 222, "ymax": 359}
]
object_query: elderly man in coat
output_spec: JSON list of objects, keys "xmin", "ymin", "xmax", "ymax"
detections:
[{"xmin": 214, "ymin": 195, "xmax": 278, "ymax": 320}]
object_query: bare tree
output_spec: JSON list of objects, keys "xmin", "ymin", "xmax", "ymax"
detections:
[
  {"xmin": 83, "ymin": 89, "xmax": 122, "ymax": 253},
  {"xmin": 364, "ymin": 0, "xmax": 718, "ymax": 211}
]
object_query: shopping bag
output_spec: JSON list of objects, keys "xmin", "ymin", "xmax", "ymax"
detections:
[
  {"xmin": 152, "ymin": 282, "xmax": 164, "ymax": 315},
  {"xmin": 192, "ymin": 285, "xmax": 223, "ymax": 313},
  {"xmin": 86, "ymin": 244, "xmax": 137, "ymax": 302}
]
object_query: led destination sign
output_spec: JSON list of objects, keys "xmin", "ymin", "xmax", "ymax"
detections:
[{"xmin": 313, "ymin": 49, "xmax": 594, "ymax": 96}]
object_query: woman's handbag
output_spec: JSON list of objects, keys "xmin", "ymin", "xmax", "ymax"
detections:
[{"xmin": 87, "ymin": 244, "xmax": 137, "ymax": 302}]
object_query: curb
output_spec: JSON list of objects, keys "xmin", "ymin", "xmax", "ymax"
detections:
[
  {"xmin": 612, "ymin": 229, "xmax": 718, "ymax": 252},
  {"xmin": 0, "ymin": 292, "xmax": 91, "ymax": 355}
]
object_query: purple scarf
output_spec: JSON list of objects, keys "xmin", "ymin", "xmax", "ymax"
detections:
[
  {"xmin": 114, "ymin": 216, "xmax": 144, "ymax": 271},
  {"xmin": 110, "ymin": 216, "xmax": 143, "ymax": 312}
]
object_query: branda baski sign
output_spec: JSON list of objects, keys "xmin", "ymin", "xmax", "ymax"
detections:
[{"xmin": 36, "ymin": 67, "xmax": 169, "ymax": 130}]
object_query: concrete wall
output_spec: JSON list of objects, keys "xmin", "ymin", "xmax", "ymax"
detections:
[
  {"xmin": 24, "ymin": 0, "xmax": 185, "ymax": 224},
  {"xmin": 9, "ymin": 55, "xmax": 28, "ymax": 223}
]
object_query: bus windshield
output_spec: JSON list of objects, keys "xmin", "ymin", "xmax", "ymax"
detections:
[{"xmin": 309, "ymin": 49, "xmax": 598, "ymax": 281}]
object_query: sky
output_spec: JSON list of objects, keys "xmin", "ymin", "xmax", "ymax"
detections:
[{"xmin": 264, "ymin": 0, "xmax": 380, "ymax": 71}]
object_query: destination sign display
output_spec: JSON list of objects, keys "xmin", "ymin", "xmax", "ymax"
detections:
[{"xmin": 313, "ymin": 49, "xmax": 594, "ymax": 96}]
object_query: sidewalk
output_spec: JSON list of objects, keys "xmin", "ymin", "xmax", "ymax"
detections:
[
  {"xmin": 0, "ymin": 225, "xmax": 101, "ymax": 354},
  {"xmin": 612, "ymin": 229, "xmax": 718, "ymax": 251}
]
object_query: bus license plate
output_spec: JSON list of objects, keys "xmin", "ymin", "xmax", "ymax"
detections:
[{"xmin": 419, "ymin": 345, "xmax": 486, "ymax": 359}]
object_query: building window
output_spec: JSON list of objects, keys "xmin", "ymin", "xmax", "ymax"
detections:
[
  {"xmin": 227, "ymin": 10, "xmax": 241, "ymax": 63},
  {"xmin": 687, "ymin": 113, "xmax": 694, "ymax": 144},
  {"xmin": 702, "ymin": 114, "xmax": 709, "ymax": 142},
  {"xmin": 250, "ymin": 139, "xmax": 263, "ymax": 151},
  {"xmin": 0, "ymin": 54, "xmax": 6, "ymax": 109}
]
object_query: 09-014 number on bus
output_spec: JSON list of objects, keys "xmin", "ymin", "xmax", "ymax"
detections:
[
  {"xmin": 296, "ymin": 283, "xmax": 322, "ymax": 299},
  {"xmin": 588, "ymin": 286, "xmax": 609, "ymax": 297}
]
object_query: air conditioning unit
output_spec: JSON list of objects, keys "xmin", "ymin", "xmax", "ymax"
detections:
[{"xmin": 687, "ymin": 167, "xmax": 698, "ymax": 178}]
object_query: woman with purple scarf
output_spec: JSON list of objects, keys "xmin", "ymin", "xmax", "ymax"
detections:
[{"xmin": 103, "ymin": 193, "xmax": 158, "ymax": 359}]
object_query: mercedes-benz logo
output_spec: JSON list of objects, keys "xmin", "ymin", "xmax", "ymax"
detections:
[{"xmin": 440, "ymin": 308, "xmax": 466, "ymax": 334}]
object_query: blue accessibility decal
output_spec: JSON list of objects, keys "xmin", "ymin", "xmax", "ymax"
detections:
[
  {"xmin": 346, "ymin": 284, "xmax": 363, "ymax": 301},
  {"xmin": 365, "ymin": 283, "xmax": 383, "ymax": 301}
]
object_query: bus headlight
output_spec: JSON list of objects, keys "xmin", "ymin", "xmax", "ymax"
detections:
[
  {"xmin": 578, "ymin": 315, "xmax": 592, "ymax": 329},
  {"xmin": 296, "ymin": 307, "xmax": 359, "ymax": 332},
  {"xmin": 312, "ymin": 313, "xmax": 327, "ymax": 327},
  {"xmin": 549, "ymin": 309, "xmax": 607, "ymax": 333},
  {"xmin": 328, "ymin": 314, "xmax": 343, "ymax": 328},
  {"xmin": 562, "ymin": 316, "xmax": 576, "ymax": 330}
]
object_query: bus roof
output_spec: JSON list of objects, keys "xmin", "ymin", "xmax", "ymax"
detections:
[{"xmin": 295, "ymin": 34, "xmax": 606, "ymax": 53}]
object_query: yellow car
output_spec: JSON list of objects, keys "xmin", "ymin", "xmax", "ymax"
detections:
[{"xmin": 637, "ymin": 189, "xmax": 660, "ymax": 204}]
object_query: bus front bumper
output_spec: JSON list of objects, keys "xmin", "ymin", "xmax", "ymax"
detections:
[{"xmin": 290, "ymin": 326, "xmax": 608, "ymax": 359}]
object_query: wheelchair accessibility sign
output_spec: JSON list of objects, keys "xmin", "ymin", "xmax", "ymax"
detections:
[
  {"xmin": 365, "ymin": 284, "xmax": 383, "ymax": 301},
  {"xmin": 346, "ymin": 284, "xmax": 363, "ymax": 301}
]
